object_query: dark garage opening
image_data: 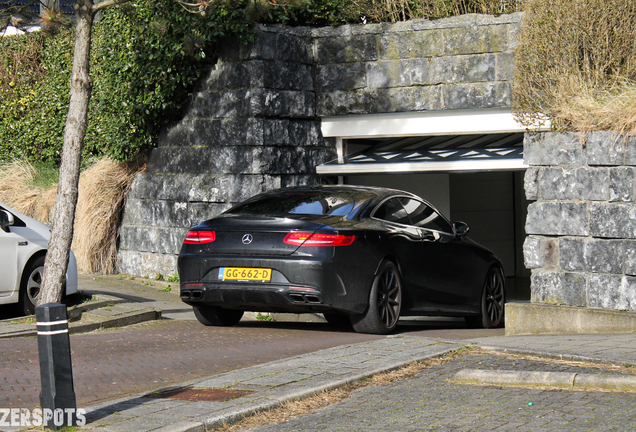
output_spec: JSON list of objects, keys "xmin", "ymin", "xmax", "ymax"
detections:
[{"xmin": 318, "ymin": 133, "xmax": 531, "ymax": 302}]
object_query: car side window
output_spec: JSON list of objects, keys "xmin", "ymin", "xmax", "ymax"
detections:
[
  {"xmin": 0, "ymin": 206, "xmax": 25, "ymax": 227},
  {"xmin": 399, "ymin": 198, "xmax": 452, "ymax": 233},
  {"xmin": 373, "ymin": 198, "xmax": 411, "ymax": 225}
]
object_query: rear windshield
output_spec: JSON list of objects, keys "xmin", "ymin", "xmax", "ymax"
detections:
[{"xmin": 229, "ymin": 191, "xmax": 373, "ymax": 217}]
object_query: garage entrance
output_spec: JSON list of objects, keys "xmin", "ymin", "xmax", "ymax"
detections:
[{"xmin": 317, "ymin": 109, "xmax": 540, "ymax": 301}]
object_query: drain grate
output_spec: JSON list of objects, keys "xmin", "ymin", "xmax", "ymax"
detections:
[{"xmin": 150, "ymin": 388, "xmax": 253, "ymax": 402}]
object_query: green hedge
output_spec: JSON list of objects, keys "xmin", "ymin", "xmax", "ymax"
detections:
[{"xmin": 1, "ymin": 0, "xmax": 254, "ymax": 164}]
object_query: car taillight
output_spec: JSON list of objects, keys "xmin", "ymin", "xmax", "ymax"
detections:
[
  {"xmin": 184, "ymin": 230, "xmax": 216, "ymax": 244},
  {"xmin": 283, "ymin": 232, "xmax": 354, "ymax": 247}
]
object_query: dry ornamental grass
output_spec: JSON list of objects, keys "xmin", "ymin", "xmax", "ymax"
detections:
[
  {"xmin": 0, "ymin": 158, "xmax": 144, "ymax": 274},
  {"xmin": 513, "ymin": 0, "xmax": 636, "ymax": 133},
  {"xmin": 345, "ymin": 0, "xmax": 523, "ymax": 22}
]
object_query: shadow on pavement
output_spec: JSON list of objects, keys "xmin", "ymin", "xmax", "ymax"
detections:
[
  {"xmin": 231, "ymin": 316, "xmax": 504, "ymax": 339},
  {"xmin": 84, "ymin": 397, "xmax": 155, "ymax": 424},
  {"xmin": 81, "ymin": 290, "xmax": 155, "ymax": 305}
]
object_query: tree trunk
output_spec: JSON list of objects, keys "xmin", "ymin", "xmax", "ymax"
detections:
[{"xmin": 39, "ymin": 0, "xmax": 94, "ymax": 305}]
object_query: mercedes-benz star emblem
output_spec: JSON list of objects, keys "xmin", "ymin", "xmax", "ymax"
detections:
[{"xmin": 242, "ymin": 234, "xmax": 254, "ymax": 245}]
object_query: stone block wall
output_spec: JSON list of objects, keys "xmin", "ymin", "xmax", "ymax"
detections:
[
  {"xmin": 117, "ymin": 14, "xmax": 522, "ymax": 277},
  {"xmin": 313, "ymin": 13, "xmax": 522, "ymax": 116},
  {"xmin": 524, "ymin": 132, "xmax": 636, "ymax": 310},
  {"xmin": 117, "ymin": 26, "xmax": 336, "ymax": 277}
]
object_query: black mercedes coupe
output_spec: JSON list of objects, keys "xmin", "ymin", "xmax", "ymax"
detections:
[{"xmin": 178, "ymin": 185, "xmax": 505, "ymax": 334}]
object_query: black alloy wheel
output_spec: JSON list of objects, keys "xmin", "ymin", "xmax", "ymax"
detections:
[
  {"xmin": 352, "ymin": 261, "xmax": 402, "ymax": 334},
  {"xmin": 466, "ymin": 267, "xmax": 505, "ymax": 328},
  {"xmin": 193, "ymin": 306, "xmax": 244, "ymax": 326}
]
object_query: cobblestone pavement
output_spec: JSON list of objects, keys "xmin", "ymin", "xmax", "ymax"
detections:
[
  {"xmin": 468, "ymin": 334, "xmax": 636, "ymax": 366},
  {"xmin": 0, "ymin": 320, "xmax": 381, "ymax": 409},
  {"xmin": 251, "ymin": 352, "xmax": 636, "ymax": 432}
]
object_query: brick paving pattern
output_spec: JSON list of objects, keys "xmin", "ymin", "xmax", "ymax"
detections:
[
  {"xmin": 0, "ymin": 320, "xmax": 380, "ymax": 410},
  {"xmin": 469, "ymin": 334, "xmax": 636, "ymax": 366},
  {"xmin": 252, "ymin": 353, "xmax": 636, "ymax": 432}
]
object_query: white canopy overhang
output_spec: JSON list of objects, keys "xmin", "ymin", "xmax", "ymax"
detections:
[{"xmin": 317, "ymin": 108, "xmax": 549, "ymax": 175}]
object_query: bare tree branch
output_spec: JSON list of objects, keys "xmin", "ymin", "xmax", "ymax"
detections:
[
  {"xmin": 0, "ymin": 0, "xmax": 45, "ymax": 32},
  {"xmin": 92, "ymin": 0, "xmax": 132, "ymax": 14},
  {"xmin": 174, "ymin": 0, "xmax": 212, "ymax": 16}
]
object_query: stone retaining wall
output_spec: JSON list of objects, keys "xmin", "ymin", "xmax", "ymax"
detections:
[
  {"xmin": 117, "ymin": 13, "xmax": 522, "ymax": 277},
  {"xmin": 524, "ymin": 132, "xmax": 636, "ymax": 310},
  {"xmin": 117, "ymin": 26, "xmax": 336, "ymax": 276},
  {"xmin": 314, "ymin": 13, "xmax": 521, "ymax": 116}
]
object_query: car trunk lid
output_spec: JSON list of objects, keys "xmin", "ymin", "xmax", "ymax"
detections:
[{"xmin": 193, "ymin": 214, "xmax": 328, "ymax": 256}]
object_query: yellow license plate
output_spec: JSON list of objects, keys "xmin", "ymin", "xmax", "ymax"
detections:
[{"xmin": 219, "ymin": 267, "xmax": 272, "ymax": 281}]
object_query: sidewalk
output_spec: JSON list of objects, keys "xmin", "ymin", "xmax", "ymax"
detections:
[
  {"xmin": 0, "ymin": 294, "xmax": 160, "ymax": 339},
  {"xmin": 14, "ymin": 331, "xmax": 633, "ymax": 432},
  {"xmin": 469, "ymin": 333, "xmax": 636, "ymax": 367}
]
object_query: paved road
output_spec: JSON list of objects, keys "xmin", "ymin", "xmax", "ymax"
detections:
[
  {"xmin": 0, "ymin": 319, "xmax": 503, "ymax": 410},
  {"xmin": 1, "ymin": 320, "xmax": 386, "ymax": 410},
  {"xmin": 0, "ymin": 275, "xmax": 504, "ymax": 412},
  {"xmin": 252, "ymin": 352, "xmax": 636, "ymax": 432}
]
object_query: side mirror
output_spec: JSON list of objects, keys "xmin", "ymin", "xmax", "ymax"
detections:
[
  {"xmin": 0, "ymin": 210, "xmax": 14, "ymax": 232},
  {"xmin": 453, "ymin": 221, "xmax": 469, "ymax": 237}
]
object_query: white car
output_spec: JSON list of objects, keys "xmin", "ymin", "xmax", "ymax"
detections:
[{"xmin": 0, "ymin": 202, "xmax": 78, "ymax": 315}]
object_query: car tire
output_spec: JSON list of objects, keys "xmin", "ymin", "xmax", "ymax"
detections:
[
  {"xmin": 351, "ymin": 261, "xmax": 402, "ymax": 335},
  {"xmin": 323, "ymin": 313, "xmax": 352, "ymax": 329},
  {"xmin": 193, "ymin": 306, "xmax": 244, "ymax": 326},
  {"xmin": 19, "ymin": 256, "xmax": 45, "ymax": 316},
  {"xmin": 465, "ymin": 266, "xmax": 505, "ymax": 328}
]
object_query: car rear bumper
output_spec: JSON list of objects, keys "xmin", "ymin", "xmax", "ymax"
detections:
[
  {"xmin": 178, "ymin": 252, "xmax": 370, "ymax": 314},
  {"xmin": 180, "ymin": 282, "xmax": 334, "ymax": 313}
]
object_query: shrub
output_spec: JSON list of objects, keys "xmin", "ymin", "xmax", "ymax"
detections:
[
  {"xmin": 341, "ymin": 0, "xmax": 523, "ymax": 23},
  {"xmin": 0, "ymin": 0, "xmax": 254, "ymax": 164},
  {"xmin": 513, "ymin": 0, "xmax": 636, "ymax": 133}
]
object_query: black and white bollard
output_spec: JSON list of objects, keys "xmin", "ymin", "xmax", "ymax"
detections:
[{"xmin": 36, "ymin": 303, "xmax": 77, "ymax": 431}]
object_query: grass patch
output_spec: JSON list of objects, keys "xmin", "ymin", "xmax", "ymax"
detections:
[
  {"xmin": 255, "ymin": 313, "xmax": 275, "ymax": 322},
  {"xmin": 9, "ymin": 316, "xmax": 36, "ymax": 325},
  {"xmin": 28, "ymin": 162, "xmax": 59, "ymax": 189},
  {"xmin": 159, "ymin": 285, "xmax": 172, "ymax": 292}
]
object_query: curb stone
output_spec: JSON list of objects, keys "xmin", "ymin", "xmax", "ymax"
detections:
[
  {"xmin": 0, "ymin": 298, "xmax": 161, "ymax": 339},
  {"xmin": 453, "ymin": 368, "xmax": 636, "ymax": 391}
]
